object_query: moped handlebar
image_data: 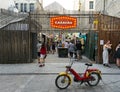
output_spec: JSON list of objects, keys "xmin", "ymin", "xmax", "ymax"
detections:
[{"xmin": 69, "ymin": 56, "xmax": 93, "ymax": 68}]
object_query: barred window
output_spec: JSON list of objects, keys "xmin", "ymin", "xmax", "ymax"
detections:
[
  {"xmin": 15, "ymin": 3, "xmax": 18, "ymax": 9},
  {"xmin": 21, "ymin": 3, "xmax": 23, "ymax": 12},
  {"xmin": 24, "ymin": 3, "xmax": 27, "ymax": 12},
  {"xmin": 29, "ymin": 3, "xmax": 34, "ymax": 12},
  {"xmin": 89, "ymin": 1, "xmax": 94, "ymax": 9}
]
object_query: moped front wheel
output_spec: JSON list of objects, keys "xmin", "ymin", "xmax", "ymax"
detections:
[
  {"xmin": 87, "ymin": 72, "xmax": 100, "ymax": 86},
  {"xmin": 55, "ymin": 75, "xmax": 71, "ymax": 89}
]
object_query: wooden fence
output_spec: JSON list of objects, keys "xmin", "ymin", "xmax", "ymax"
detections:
[
  {"xmin": 0, "ymin": 30, "xmax": 33, "ymax": 63},
  {"xmin": 96, "ymin": 14, "xmax": 120, "ymax": 63}
]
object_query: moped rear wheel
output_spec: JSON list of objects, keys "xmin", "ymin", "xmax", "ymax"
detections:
[
  {"xmin": 87, "ymin": 72, "xmax": 100, "ymax": 86},
  {"xmin": 55, "ymin": 75, "xmax": 71, "ymax": 89}
]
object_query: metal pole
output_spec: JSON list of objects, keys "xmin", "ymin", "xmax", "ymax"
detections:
[
  {"xmin": 28, "ymin": 12, "xmax": 31, "ymax": 63},
  {"xmin": 78, "ymin": 0, "xmax": 81, "ymax": 12},
  {"xmin": 103, "ymin": 0, "xmax": 105, "ymax": 14}
]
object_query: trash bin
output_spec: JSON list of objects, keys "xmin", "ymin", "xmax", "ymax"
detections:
[{"xmin": 58, "ymin": 48, "xmax": 68, "ymax": 58}]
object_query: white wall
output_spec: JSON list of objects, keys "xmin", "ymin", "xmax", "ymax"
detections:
[
  {"xmin": 84, "ymin": 0, "xmax": 95, "ymax": 11},
  {"xmin": 95, "ymin": 0, "xmax": 112, "ymax": 13},
  {"xmin": 73, "ymin": 0, "xmax": 86, "ymax": 11},
  {"xmin": 0, "ymin": 0, "xmax": 18, "ymax": 12},
  {"xmin": 95, "ymin": 0, "xmax": 120, "ymax": 17}
]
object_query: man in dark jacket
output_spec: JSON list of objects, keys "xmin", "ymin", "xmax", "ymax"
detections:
[{"xmin": 76, "ymin": 41, "xmax": 82, "ymax": 60}]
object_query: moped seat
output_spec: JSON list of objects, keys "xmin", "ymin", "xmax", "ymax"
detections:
[
  {"xmin": 66, "ymin": 65, "xmax": 71, "ymax": 68},
  {"xmin": 85, "ymin": 63, "xmax": 92, "ymax": 66}
]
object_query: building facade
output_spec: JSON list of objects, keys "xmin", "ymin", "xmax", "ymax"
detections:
[
  {"xmin": 14, "ymin": 0, "xmax": 43, "ymax": 13},
  {"xmin": 73, "ymin": 0, "xmax": 95, "ymax": 11},
  {"xmin": 95, "ymin": 0, "xmax": 120, "ymax": 18},
  {"xmin": 83, "ymin": 0, "xmax": 95, "ymax": 11},
  {"xmin": 0, "ymin": 0, "xmax": 18, "ymax": 12}
]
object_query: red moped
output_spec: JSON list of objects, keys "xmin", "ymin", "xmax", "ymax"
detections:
[{"xmin": 55, "ymin": 58, "xmax": 102, "ymax": 89}]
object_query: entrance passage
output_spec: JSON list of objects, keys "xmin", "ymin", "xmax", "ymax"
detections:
[{"xmin": 30, "ymin": 12, "xmax": 99, "ymax": 61}]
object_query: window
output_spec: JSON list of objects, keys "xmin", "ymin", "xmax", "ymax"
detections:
[
  {"xmin": 29, "ymin": 3, "xmax": 34, "ymax": 12},
  {"xmin": 15, "ymin": 3, "xmax": 18, "ymax": 9},
  {"xmin": 24, "ymin": 3, "xmax": 27, "ymax": 12},
  {"xmin": 21, "ymin": 3, "xmax": 23, "ymax": 12},
  {"xmin": 89, "ymin": 1, "xmax": 94, "ymax": 9}
]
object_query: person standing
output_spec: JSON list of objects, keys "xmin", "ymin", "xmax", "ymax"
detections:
[
  {"xmin": 39, "ymin": 43, "xmax": 47, "ymax": 67},
  {"xmin": 76, "ymin": 41, "xmax": 82, "ymax": 60},
  {"xmin": 115, "ymin": 42, "xmax": 120, "ymax": 68},
  {"xmin": 68, "ymin": 40, "xmax": 77, "ymax": 58},
  {"xmin": 102, "ymin": 40, "xmax": 112, "ymax": 67},
  {"xmin": 46, "ymin": 42, "xmax": 51, "ymax": 54},
  {"xmin": 51, "ymin": 42, "xmax": 56, "ymax": 54},
  {"xmin": 64, "ymin": 41, "xmax": 69, "ymax": 48},
  {"xmin": 37, "ymin": 41, "xmax": 42, "ymax": 63}
]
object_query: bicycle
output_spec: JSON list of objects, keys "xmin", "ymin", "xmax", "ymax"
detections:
[{"xmin": 55, "ymin": 55, "xmax": 102, "ymax": 89}]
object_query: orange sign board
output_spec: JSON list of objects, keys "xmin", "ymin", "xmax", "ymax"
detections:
[{"xmin": 50, "ymin": 16, "xmax": 77, "ymax": 29}]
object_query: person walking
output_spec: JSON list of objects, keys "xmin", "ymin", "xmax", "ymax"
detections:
[
  {"xmin": 115, "ymin": 42, "xmax": 120, "ymax": 68},
  {"xmin": 68, "ymin": 40, "xmax": 77, "ymax": 58},
  {"xmin": 102, "ymin": 40, "xmax": 112, "ymax": 67},
  {"xmin": 39, "ymin": 43, "xmax": 47, "ymax": 67},
  {"xmin": 36, "ymin": 41, "xmax": 42, "ymax": 63}
]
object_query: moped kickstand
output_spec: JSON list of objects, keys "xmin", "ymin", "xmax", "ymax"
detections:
[
  {"xmin": 84, "ymin": 82, "xmax": 89, "ymax": 86},
  {"xmin": 79, "ymin": 81, "xmax": 83, "ymax": 86}
]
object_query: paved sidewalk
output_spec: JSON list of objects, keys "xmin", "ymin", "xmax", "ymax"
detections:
[
  {"xmin": 0, "ymin": 53, "xmax": 119, "ymax": 74},
  {"xmin": 0, "ymin": 53, "xmax": 120, "ymax": 92}
]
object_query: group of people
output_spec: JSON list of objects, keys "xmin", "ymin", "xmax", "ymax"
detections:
[
  {"xmin": 37, "ymin": 41, "xmax": 47, "ymax": 67},
  {"xmin": 102, "ymin": 40, "xmax": 120, "ymax": 68},
  {"xmin": 67, "ymin": 40, "xmax": 82, "ymax": 61},
  {"xmin": 46, "ymin": 42, "xmax": 56, "ymax": 54},
  {"xmin": 37, "ymin": 39, "xmax": 120, "ymax": 68}
]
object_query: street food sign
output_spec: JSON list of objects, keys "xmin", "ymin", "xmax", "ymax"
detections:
[{"xmin": 50, "ymin": 16, "xmax": 77, "ymax": 29}]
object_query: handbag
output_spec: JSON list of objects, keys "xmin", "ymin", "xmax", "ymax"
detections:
[{"xmin": 44, "ymin": 54, "xmax": 47, "ymax": 59}]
